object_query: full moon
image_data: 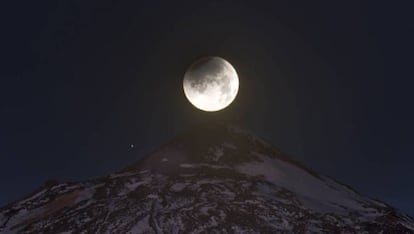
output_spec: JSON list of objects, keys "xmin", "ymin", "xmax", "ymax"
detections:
[{"xmin": 183, "ymin": 57, "xmax": 239, "ymax": 112}]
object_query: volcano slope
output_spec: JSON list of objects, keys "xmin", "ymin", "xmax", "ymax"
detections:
[{"xmin": 1, "ymin": 122, "xmax": 413, "ymax": 233}]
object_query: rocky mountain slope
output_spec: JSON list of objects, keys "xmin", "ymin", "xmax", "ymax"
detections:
[{"xmin": 1, "ymin": 122, "xmax": 413, "ymax": 233}]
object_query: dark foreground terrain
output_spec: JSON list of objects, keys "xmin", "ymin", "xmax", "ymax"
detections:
[{"xmin": 1, "ymin": 123, "xmax": 413, "ymax": 233}]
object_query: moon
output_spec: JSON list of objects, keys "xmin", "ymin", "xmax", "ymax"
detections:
[{"xmin": 183, "ymin": 57, "xmax": 239, "ymax": 112}]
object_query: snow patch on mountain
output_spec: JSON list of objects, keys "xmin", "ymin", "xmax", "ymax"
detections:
[{"xmin": 236, "ymin": 152, "xmax": 382, "ymax": 215}]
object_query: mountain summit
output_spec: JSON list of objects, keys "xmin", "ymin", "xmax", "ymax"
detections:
[{"xmin": 1, "ymin": 122, "xmax": 413, "ymax": 233}]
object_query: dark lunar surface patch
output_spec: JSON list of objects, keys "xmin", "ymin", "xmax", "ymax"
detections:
[{"xmin": 184, "ymin": 57, "xmax": 228, "ymax": 94}]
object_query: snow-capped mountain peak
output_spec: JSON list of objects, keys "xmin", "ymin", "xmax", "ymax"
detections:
[{"xmin": 1, "ymin": 122, "xmax": 413, "ymax": 233}]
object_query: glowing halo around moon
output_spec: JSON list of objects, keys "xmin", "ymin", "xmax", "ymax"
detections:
[{"xmin": 183, "ymin": 57, "xmax": 239, "ymax": 112}]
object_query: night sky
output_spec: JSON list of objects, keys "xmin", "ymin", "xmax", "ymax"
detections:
[{"xmin": 1, "ymin": 1, "xmax": 414, "ymax": 216}]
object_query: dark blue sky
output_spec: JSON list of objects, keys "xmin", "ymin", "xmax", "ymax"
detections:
[{"xmin": 1, "ymin": 1, "xmax": 413, "ymax": 215}]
